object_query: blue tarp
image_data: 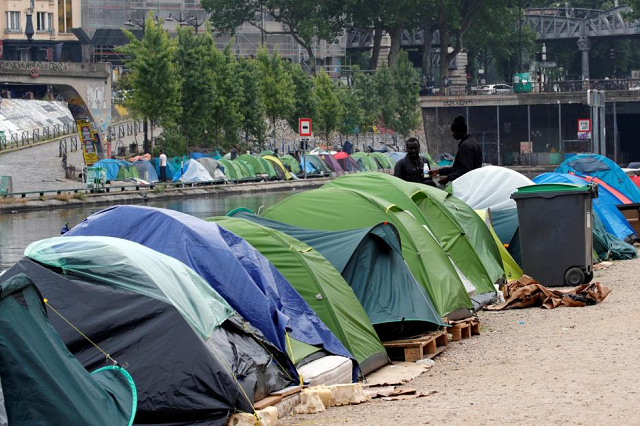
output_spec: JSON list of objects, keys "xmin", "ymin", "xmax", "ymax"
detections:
[
  {"xmin": 93, "ymin": 159, "xmax": 127, "ymax": 181},
  {"xmin": 556, "ymin": 154, "xmax": 640, "ymax": 203},
  {"xmin": 534, "ymin": 172, "xmax": 636, "ymax": 241},
  {"xmin": 133, "ymin": 160, "xmax": 159, "ymax": 182},
  {"xmin": 65, "ymin": 206, "xmax": 355, "ymax": 378},
  {"xmin": 171, "ymin": 161, "xmax": 191, "ymax": 182}
]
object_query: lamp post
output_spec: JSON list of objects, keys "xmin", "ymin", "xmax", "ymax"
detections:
[{"xmin": 166, "ymin": 12, "xmax": 205, "ymax": 34}]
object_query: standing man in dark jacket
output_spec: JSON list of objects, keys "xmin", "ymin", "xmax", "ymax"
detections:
[
  {"xmin": 394, "ymin": 137, "xmax": 436, "ymax": 186},
  {"xmin": 429, "ymin": 115, "xmax": 482, "ymax": 185}
]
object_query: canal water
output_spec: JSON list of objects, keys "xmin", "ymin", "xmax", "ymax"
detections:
[{"xmin": 0, "ymin": 191, "xmax": 294, "ymax": 270}]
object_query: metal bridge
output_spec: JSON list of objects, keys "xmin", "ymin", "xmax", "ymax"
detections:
[{"xmin": 346, "ymin": 6, "xmax": 640, "ymax": 79}]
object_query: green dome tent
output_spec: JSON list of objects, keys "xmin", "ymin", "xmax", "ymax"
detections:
[
  {"xmin": 229, "ymin": 211, "xmax": 447, "ymax": 340},
  {"xmin": 261, "ymin": 187, "xmax": 474, "ymax": 318},
  {"xmin": 211, "ymin": 216, "xmax": 388, "ymax": 376},
  {"xmin": 234, "ymin": 159, "xmax": 257, "ymax": 179},
  {"xmin": 237, "ymin": 154, "xmax": 274, "ymax": 178},
  {"xmin": 0, "ymin": 274, "xmax": 137, "ymax": 426},
  {"xmin": 116, "ymin": 164, "xmax": 140, "ymax": 181},
  {"xmin": 325, "ymin": 173, "xmax": 505, "ymax": 297},
  {"xmin": 351, "ymin": 153, "xmax": 379, "ymax": 171},
  {"xmin": 280, "ymin": 155, "xmax": 301, "ymax": 174},
  {"xmin": 369, "ymin": 152, "xmax": 394, "ymax": 170},
  {"xmin": 218, "ymin": 159, "xmax": 246, "ymax": 180}
]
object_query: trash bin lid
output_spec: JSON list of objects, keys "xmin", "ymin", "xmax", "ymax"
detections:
[{"xmin": 511, "ymin": 183, "xmax": 595, "ymax": 200}]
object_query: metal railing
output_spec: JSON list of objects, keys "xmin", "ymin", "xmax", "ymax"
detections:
[
  {"xmin": 422, "ymin": 78, "xmax": 640, "ymax": 96},
  {"xmin": 0, "ymin": 123, "xmax": 76, "ymax": 151}
]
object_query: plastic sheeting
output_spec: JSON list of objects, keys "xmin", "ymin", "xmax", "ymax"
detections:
[
  {"xmin": 65, "ymin": 206, "xmax": 353, "ymax": 379},
  {"xmin": 450, "ymin": 166, "xmax": 534, "ymax": 211},
  {"xmin": 25, "ymin": 236, "xmax": 234, "ymax": 340}
]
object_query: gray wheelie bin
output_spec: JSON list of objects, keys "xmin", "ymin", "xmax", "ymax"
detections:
[{"xmin": 511, "ymin": 183, "xmax": 597, "ymax": 287}]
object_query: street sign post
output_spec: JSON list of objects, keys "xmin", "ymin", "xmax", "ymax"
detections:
[
  {"xmin": 299, "ymin": 118, "xmax": 312, "ymax": 180},
  {"xmin": 299, "ymin": 118, "xmax": 312, "ymax": 137},
  {"xmin": 539, "ymin": 61, "xmax": 557, "ymax": 68},
  {"xmin": 577, "ymin": 118, "xmax": 591, "ymax": 141}
]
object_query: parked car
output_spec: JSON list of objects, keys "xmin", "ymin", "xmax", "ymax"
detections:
[{"xmin": 474, "ymin": 84, "xmax": 513, "ymax": 95}]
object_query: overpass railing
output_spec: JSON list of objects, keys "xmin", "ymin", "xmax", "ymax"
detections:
[{"xmin": 422, "ymin": 78, "xmax": 640, "ymax": 96}]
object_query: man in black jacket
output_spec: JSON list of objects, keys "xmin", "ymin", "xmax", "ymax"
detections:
[
  {"xmin": 429, "ymin": 115, "xmax": 482, "ymax": 186},
  {"xmin": 393, "ymin": 138, "xmax": 436, "ymax": 186}
]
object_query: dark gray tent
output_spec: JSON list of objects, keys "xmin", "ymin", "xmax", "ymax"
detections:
[
  {"xmin": 0, "ymin": 274, "xmax": 136, "ymax": 426},
  {"xmin": 229, "ymin": 210, "xmax": 446, "ymax": 340},
  {"xmin": 2, "ymin": 235, "xmax": 292, "ymax": 425}
]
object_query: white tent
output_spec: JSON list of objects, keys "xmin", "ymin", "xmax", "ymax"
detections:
[
  {"xmin": 179, "ymin": 159, "xmax": 216, "ymax": 183},
  {"xmin": 450, "ymin": 166, "xmax": 534, "ymax": 211}
]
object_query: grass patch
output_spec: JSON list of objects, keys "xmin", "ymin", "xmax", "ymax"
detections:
[
  {"xmin": 152, "ymin": 184, "xmax": 167, "ymax": 194},
  {"xmin": 0, "ymin": 196, "xmax": 27, "ymax": 205},
  {"xmin": 73, "ymin": 192, "xmax": 87, "ymax": 201},
  {"xmin": 54, "ymin": 193, "xmax": 71, "ymax": 202},
  {"xmin": 39, "ymin": 195, "xmax": 45, "ymax": 201}
]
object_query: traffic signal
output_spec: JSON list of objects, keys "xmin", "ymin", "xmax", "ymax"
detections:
[{"xmin": 610, "ymin": 49, "xmax": 615, "ymax": 60}]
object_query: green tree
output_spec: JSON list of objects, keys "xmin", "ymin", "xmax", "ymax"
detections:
[
  {"xmin": 119, "ymin": 13, "xmax": 181, "ymax": 154},
  {"xmin": 374, "ymin": 64, "xmax": 397, "ymax": 132},
  {"xmin": 351, "ymin": 68, "xmax": 381, "ymax": 135},
  {"xmin": 202, "ymin": 0, "xmax": 347, "ymax": 74},
  {"xmin": 238, "ymin": 58, "xmax": 268, "ymax": 149},
  {"xmin": 313, "ymin": 70, "xmax": 343, "ymax": 143},
  {"xmin": 209, "ymin": 43, "xmax": 244, "ymax": 150},
  {"xmin": 336, "ymin": 81, "xmax": 364, "ymax": 138},
  {"xmin": 175, "ymin": 26, "xmax": 215, "ymax": 151},
  {"xmin": 284, "ymin": 61, "xmax": 317, "ymax": 134},
  {"xmin": 392, "ymin": 51, "xmax": 421, "ymax": 139},
  {"xmin": 256, "ymin": 46, "xmax": 294, "ymax": 147}
]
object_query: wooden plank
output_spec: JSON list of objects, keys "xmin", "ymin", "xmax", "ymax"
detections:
[
  {"xmin": 404, "ymin": 346, "xmax": 423, "ymax": 362},
  {"xmin": 254, "ymin": 395, "xmax": 283, "ymax": 410},
  {"xmin": 269, "ymin": 385, "xmax": 301, "ymax": 398}
]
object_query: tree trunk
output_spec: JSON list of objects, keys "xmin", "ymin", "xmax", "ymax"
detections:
[
  {"xmin": 369, "ymin": 19, "xmax": 383, "ymax": 71},
  {"xmin": 306, "ymin": 46, "xmax": 317, "ymax": 75},
  {"xmin": 439, "ymin": 21, "xmax": 450, "ymax": 90},
  {"xmin": 421, "ymin": 29, "xmax": 433, "ymax": 83},
  {"xmin": 388, "ymin": 24, "xmax": 403, "ymax": 66}
]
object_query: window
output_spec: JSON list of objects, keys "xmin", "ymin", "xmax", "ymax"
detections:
[
  {"xmin": 58, "ymin": 0, "xmax": 73, "ymax": 33},
  {"xmin": 6, "ymin": 11, "xmax": 20, "ymax": 32},
  {"xmin": 37, "ymin": 12, "xmax": 53, "ymax": 32}
]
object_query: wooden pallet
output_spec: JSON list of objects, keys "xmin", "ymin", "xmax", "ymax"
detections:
[
  {"xmin": 382, "ymin": 330, "xmax": 449, "ymax": 362},
  {"xmin": 448, "ymin": 318, "xmax": 480, "ymax": 342}
]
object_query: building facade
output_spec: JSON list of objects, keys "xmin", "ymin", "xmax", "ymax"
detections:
[{"xmin": 0, "ymin": 0, "xmax": 82, "ymax": 61}]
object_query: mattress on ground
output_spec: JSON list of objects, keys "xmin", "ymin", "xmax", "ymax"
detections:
[{"xmin": 297, "ymin": 356, "xmax": 353, "ymax": 386}]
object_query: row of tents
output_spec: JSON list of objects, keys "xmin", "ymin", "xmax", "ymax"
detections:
[
  {"xmin": 92, "ymin": 150, "xmax": 403, "ymax": 185},
  {"xmin": 1, "ymin": 170, "xmax": 521, "ymax": 425},
  {"xmin": 3, "ymin": 152, "xmax": 636, "ymax": 425}
]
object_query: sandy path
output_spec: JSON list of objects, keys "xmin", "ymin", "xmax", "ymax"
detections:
[{"xmin": 282, "ymin": 256, "xmax": 640, "ymax": 425}]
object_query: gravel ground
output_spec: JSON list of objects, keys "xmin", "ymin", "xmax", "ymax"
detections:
[{"xmin": 282, "ymin": 256, "xmax": 640, "ymax": 426}]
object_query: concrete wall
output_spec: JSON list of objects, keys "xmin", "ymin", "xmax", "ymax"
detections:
[{"xmin": 0, "ymin": 61, "xmax": 112, "ymax": 134}]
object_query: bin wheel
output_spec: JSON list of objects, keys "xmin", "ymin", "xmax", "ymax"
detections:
[
  {"xmin": 565, "ymin": 268, "xmax": 585, "ymax": 286},
  {"xmin": 583, "ymin": 271, "xmax": 594, "ymax": 284}
]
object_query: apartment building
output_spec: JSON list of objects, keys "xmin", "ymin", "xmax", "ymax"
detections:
[{"xmin": 1, "ymin": 0, "xmax": 82, "ymax": 61}]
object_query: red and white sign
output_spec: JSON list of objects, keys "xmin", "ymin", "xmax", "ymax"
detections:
[
  {"xmin": 578, "ymin": 119, "xmax": 591, "ymax": 133},
  {"xmin": 299, "ymin": 118, "xmax": 312, "ymax": 137}
]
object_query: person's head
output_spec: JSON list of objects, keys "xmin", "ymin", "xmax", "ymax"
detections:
[
  {"xmin": 451, "ymin": 115, "xmax": 468, "ymax": 140},
  {"xmin": 405, "ymin": 137, "xmax": 420, "ymax": 160},
  {"xmin": 159, "ymin": 150, "xmax": 164, "ymax": 155}
]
